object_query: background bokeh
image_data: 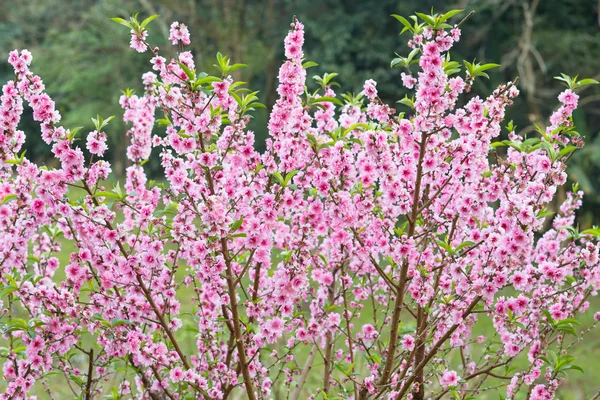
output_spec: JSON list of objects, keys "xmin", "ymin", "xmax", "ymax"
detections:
[{"xmin": 1, "ymin": 0, "xmax": 599, "ymax": 398}]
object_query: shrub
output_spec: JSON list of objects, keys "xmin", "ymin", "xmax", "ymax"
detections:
[{"xmin": 1, "ymin": 9, "xmax": 599, "ymax": 400}]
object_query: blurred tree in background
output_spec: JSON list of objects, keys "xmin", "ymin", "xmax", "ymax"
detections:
[{"xmin": 1, "ymin": 0, "xmax": 599, "ymax": 222}]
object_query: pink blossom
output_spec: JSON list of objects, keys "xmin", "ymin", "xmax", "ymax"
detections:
[
  {"xmin": 169, "ymin": 22, "xmax": 191, "ymax": 46},
  {"xmin": 440, "ymin": 370, "xmax": 461, "ymax": 387},
  {"xmin": 401, "ymin": 334, "xmax": 415, "ymax": 351}
]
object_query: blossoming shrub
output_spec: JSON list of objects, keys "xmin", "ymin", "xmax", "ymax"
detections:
[{"xmin": 1, "ymin": 9, "xmax": 599, "ymax": 400}]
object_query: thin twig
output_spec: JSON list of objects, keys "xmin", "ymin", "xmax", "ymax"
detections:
[{"xmin": 85, "ymin": 348, "xmax": 94, "ymax": 400}]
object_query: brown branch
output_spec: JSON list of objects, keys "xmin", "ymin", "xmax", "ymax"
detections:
[
  {"xmin": 85, "ymin": 348, "xmax": 94, "ymax": 400},
  {"xmin": 396, "ymin": 296, "xmax": 482, "ymax": 399},
  {"xmin": 373, "ymin": 133, "xmax": 431, "ymax": 395},
  {"xmin": 323, "ymin": 277, "xmax": 336, "ymax": 395},
  {"xmin": 127, "ymin": 355, "xmax": 160, "ymax": 400},
  {"xmin": 290, "ymin": 345, "xmax": 317, "ymax": 400},
  {"xmin": 79, "ymin": 182, "xmax": 214, "ymax": 399}
]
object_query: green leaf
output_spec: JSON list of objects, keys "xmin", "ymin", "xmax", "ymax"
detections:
[
  {"xmin": 541, "ymin": 309, "xmax": 556, "ymax": 325},
  {"xmin": 93, "ymin": 191, "xmax": 121, "ymax": 200},
  {"xmin": 313, "ymin": 72, "xmax": 339, "ymax": 88},
  {"xmin": 390, "ymin": 57, "xmax": 402, "ymax": 68},
  {"xmin": 557, "ymin": 318, "xmax": 581, "ymax": 326},
  {"xmin": 478, "ymin": 63, "xmax": 501, "ymax": 72},
  {"xmin": 111, "ymin": 319, "xmax": 133, "ymax": 327},
  {"xmin": 443, "ymin": 53, "xmax": 461, "ymax": 75},
  {"xmin": 554, "ymin": 73, "xmax": 574, "ymax": 89},
  {"xmin": 214, "ymin": 52, "xmax": 231, "ymax": 75},
  {"xmin": 154, "ymin": 202, "xmax": 179, "ymax": 218},
  {"xmin": 521, "ymin": 137, "xmax": 541, "ymax": 148},
  {"xmin": 391, "ymin": 14, "xmax": 414, "ymax": 34},
  {"xmin": 581, "ymin": 228, "xmax": 600, "ymax": 237},
  {"xmin": 247, "ymin": 102, "xmax": 266, "ymax": 109},
  {"xmin": 397, "ymin": 95, "xmax": 415, "ymax": 110},
  {"xmin": 91, "ymin": 115, "xmax": 115, "ymax": 132},
  {"xmin": 0, "ymin": 194, "xmax": 17, "ymax": 205},
  {"xmin": 121, "ymin": 88, "xmax": 135, "ymax": 98},
  {"xmin": 140, "ymin": 14, "xmax": 159, "ymax": 29},
  {"xmin": 556, "ymin": 324, "xmax": 576, "ymax": 336},
  {"xmin": 398, "ymin": 325, "xmax": 416, "ymax": 335},
  {"xmin": 557, "ymin": 145, "xmax": 578, "ymax": 159},
  {"xmin": 2, "ymin": 318, "xmax": 28, "ymax": 334},
  {"xmin": 157, "ymin": 117, "xmax": 172, "ymax": 127},
  {"xmin": 536, "ymin": 208, "xmax": 555, "ymax": 218},
  {"xmin": 302, "ymin": 61, "xmax": 319, "ymax": 69},
  {"xmin": 414, "ymin": 12, "xmax": 435, "ymax": 26},
  {"xmin": 195, "ymin": 76, "xmax": 221, "ymax": 86},
  {"xmin": 229, "ymin": 217, "xmax": 244, "ymax": 232},
  {"xmin": 369, "ymin": 354, "xmax": 381, "ymax": 364},
  {"xmin": 436, "ymin": 240, "xmax": 454, "ymax": 255},
  {"xmin": 272, "ymin": 172, "xmax": 284, "ymax": 185},
  {"xmin": 0, "ymin": 285, "xmax": 18, "ymax": 298},
  {"xmin": 441, "ymin": 9, "xmax": 464, "ymax": 22},
  {"xmin": 314, "ymin": 96, "xmax": 343, "ymax": 106},
  {"xmin": 506, "ymin": 120, "xmax": 516, "ymax": 132},
  {"xmin": 455, "ymin": 241, "xmax": 475, "ymax": 253},
  {"xmin": 110, "ymin": 17, "xmax": 132, "ymax": 29},
  {"xmin": 102, "ymin": 116, "xmax": 115, "ymax": 129},
  {"xmin": 464, "ymin": 60, "xmax": 500, "ymax": 80},
  {"xmin": 177, "ymin": 62, "xmax": 195, "ymax": 81},
  {"xmin": 561, "ymin": 364, "xmax": 584, "ymax": 373},
  {"xmin": 284, "ymin": 170, "xmax": 299, "ymax": 185},
  {"xmin": 228, "ymin": 63, "xmax": 248, "ymax": 73},
  {"xmin": 541, "ymin": 142, "xmax": 556, "ymax": 161},
  {"xmin": 577, "ymin": 78, "xmax": 599, "ymax": 86},
  {"xmin": 70, "ymin": 375, "xmax": 84, "ymax": 386},
  {"xmin": 553, "ymin": 74, "xmax": 598, "ymax": 90}
]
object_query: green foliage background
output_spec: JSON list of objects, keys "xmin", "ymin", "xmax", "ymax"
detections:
[{"xmin": 1, "ymin": 0, "xmax": 599, "ymax": 397}]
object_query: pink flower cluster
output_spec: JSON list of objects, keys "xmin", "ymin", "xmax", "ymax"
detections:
[
  {"xmin": 130, "ymin": 29, "xmax": 148, "ymax": 53},
  {"xmin": 169, "ymin": 22, "xmax": 191, "ymax": 46}
]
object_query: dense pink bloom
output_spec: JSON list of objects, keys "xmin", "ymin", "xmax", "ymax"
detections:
[
  {"xmin": 401, "ymin": 334, "xmax": 415, "ymax": 351},
  {"xmin": 0, "ymin": 10, "xmax": 598, "ymax": 400},
  {"xmin": 86, "ymin": 130, "xmax": 108, "ymax": 156},
  {"xmin": 401, "ymin": 72, "xmax": 416, "ymax": 89},
  {"xmin": 440, "ymin": 370, "xmax": 461, "ymax": 387},
  {"xmin": 169, "ymin": 22, "xmax": 191, "ymax": 46},
  {"xmin": 130, "ymin": 29, "xmax": 148, "ymax": 53},
  {"xmin": 362, "ymin": 79, "xmax": 378, "ymax": 100}
]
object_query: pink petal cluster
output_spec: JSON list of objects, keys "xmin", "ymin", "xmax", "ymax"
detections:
[
  {"xmin": 440, "ymin": 370, "xmax": 461, "ymax": 388},
  {"xmin": 129, "ymin": 29, "xmax": 148, "ymax": 53},
  {"xmin": 169, "ymin": 21, "xmax": 191, "ymax": 46}
]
